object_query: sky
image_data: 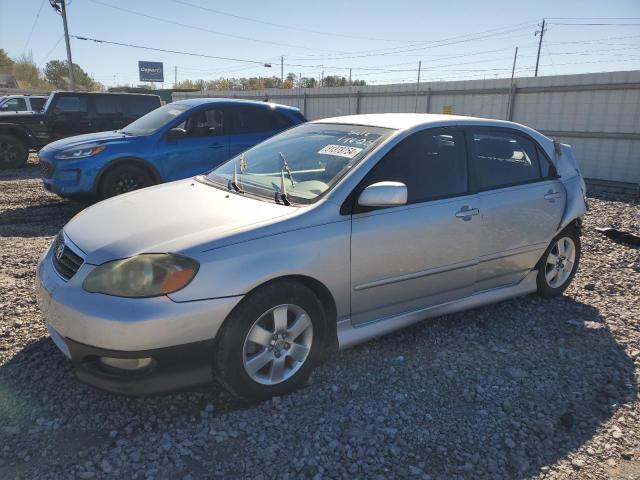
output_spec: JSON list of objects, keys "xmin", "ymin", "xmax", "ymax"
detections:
[{"xmin": 1, "ymin": 0, "xmax": 639, "ymax": 88}]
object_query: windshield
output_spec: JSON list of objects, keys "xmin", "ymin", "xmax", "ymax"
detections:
[
  {"xmin": 207, "ymin": 123, "xmax": 392, "ymax": 204},
  {"xmin": 120, "ymin": 103, "xmax": 191, "ymax": 135}
]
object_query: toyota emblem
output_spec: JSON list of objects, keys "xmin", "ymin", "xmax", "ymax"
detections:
[{"xmin": 55, "ymin": 243, "xmax": 65, "ymax": 261}]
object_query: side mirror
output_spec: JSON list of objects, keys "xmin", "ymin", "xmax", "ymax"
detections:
[
  {"xmin": 166, "ymin": 127, "xmax": 187, "ymax": 140},
  {"xmin": 358, "ymin": 181, "xmax": 407, "ymax": 207}
]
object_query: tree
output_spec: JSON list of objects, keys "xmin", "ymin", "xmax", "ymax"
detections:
[
  {"xmin": 0, "ymin": 49, "xmax": 14, "ymax": 74},
  {"xmin": 11, "ymin": 54, "xmax": 51, "ymax": 89},
  {"xmin": 44, "ymin": 60, "xmax": 104, "ymax": 91}
]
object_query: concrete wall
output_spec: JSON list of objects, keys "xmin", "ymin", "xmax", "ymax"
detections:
[{"xmin": 174, "ymin": 70, "xmax": 640, "ymax": 186}]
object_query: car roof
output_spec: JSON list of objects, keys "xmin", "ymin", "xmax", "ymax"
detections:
[
  {"xmin": 172, "ymin": 97, "xmax": 300, "ymax": 112},
  {"xmin": 312, "ymin": 113, "xmax": 552, "ymax": 146}
]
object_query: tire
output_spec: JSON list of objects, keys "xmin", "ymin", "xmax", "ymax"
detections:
[
  {"xmin": 99, "ymin": 163, "xmax": 154, "ymax": 199},
  {"xmin": 536, "ymin": 225, "xmax": 581, "ymax": 298},
  {"xmin": 213, "ymin": 280, "xmax": 326, "ymax": 401},
  {"xmin": 0, "ymin": 134, "xmax": 28, "ymax": 169}
]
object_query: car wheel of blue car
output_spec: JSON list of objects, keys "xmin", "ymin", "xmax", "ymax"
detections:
[{"xmin": 99, "ymin": 164, "xmax": 154, "ymax": 199}]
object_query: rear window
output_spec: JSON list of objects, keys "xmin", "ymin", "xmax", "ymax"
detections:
[
  {"xmin": 30, "ymin": 97, "xmax": 46, "ymax": 111},
  {"xmin": 54, "ymin": 96, "xmax": 88, "ymax": 113},
  {"xmin": 122, "ymin": 96, "xmax": 160, "ymax": 116},
  {"xmin": 231, "ymin": 105, "xmax": 294, "ymax": 134},
  {"xmin": 95, "ymin": 95, "xmax": 123, "ymax": 115}
]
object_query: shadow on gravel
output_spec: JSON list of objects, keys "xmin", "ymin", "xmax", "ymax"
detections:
[
  {"xmin": 0, "ymin": 295, "xmax": 636, "ymax": 478},
  {"xmin": 0, "ymin": 201, "xmax": 85, "ymax": 237},
  {"xmin": 0, "ymin": 162, "xmax": 43, "ymax": 181}
]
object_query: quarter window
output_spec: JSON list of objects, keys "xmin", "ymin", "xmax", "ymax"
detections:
[
  {"xmin": 30, "ymin": 98, "xmax": 46, "ymax": 111},
  {"xmin": 363, "ymin": 128, "xmax": 468, "ymax": 205},
  {"xmin": 470, "ymin": 130, "xmax": 541, "ymax": 190}
]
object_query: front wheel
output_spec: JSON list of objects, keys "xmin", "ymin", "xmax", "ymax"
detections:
[
  {"xmin": 99, "ymin": 164, "xmax": 154, "ymax": 199},
  {"xmin": 213, "ymin": 280, "xmax": 326, "ymax": 401},
  {"xmin": 536, "ymin": 226, "xmax": 581, "ymax": 297}
]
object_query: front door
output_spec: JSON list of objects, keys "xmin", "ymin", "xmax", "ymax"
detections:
[
  {"xmin": 158, "ymin": 106, "xmax": 230, "ymax": 181},
  {"xmin": 467, "ymin": 127, "xmax": 566, "ymax": 291},
  {"xmin": 46, "ymin": 95, "xmax": 92, "ymax": 142},
  {"xmin": 350, "ymin": 127, "xmax": 480, "ymax": 325}
]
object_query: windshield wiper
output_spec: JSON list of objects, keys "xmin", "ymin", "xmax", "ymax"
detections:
[
  {"xmin": 279, "ymin": 152, "xmax": 295, "ymax": 187},
  {"xmin": 228, "ymin": 157, "xmax": 244, "ymax": 193},
  {"xmin": 276, "ymin": 152, "xmax": 295, "ymax": 206}
]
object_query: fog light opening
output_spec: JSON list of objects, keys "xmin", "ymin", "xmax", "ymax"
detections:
[{"xmin": 99, "ymin": 356, "xmax": 153, "ymax": 371}]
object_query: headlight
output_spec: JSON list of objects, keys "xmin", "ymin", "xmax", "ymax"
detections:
[
  {"xmin": 83, "ymin": 254, "xmax": 199, "ymax": 298},
  {"xmin": 56, "ymin": 144, "xmax": 106, "ymax": 160}
]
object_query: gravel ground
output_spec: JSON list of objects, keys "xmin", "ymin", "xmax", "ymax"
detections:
[{"xmin": 1, "ymin": 155, "xmax": 639, "ymax": 479}]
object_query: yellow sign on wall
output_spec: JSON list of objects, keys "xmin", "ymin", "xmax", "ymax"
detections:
[{"xmin": 442, "ymin": 105, "xmax": 453, "ymax": 115}]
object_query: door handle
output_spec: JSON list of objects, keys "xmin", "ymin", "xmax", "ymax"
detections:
[
  {"xmin": 455, "ymin": 206, "xmax": 480, "ymax": 220},
  {"xmin": 208, "ymin": 143, "xmax": 224, "ymax": 149},
  {"xmin": 544, "ymin": 190, "xmax": 561, "ymax": 202}
]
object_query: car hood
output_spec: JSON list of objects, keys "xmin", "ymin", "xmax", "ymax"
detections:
[
  {"xmin": 64, "ymin": 178, "xmax": 300, "ymax": 265},
  {"xmin": 44, "ymin": 131, "xmax": 138, "ymax": 152}
]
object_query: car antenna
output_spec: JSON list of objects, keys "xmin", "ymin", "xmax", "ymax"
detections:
[{"xmin": 279, "ymin": 167, "xmax": 290, "ymax": 205}]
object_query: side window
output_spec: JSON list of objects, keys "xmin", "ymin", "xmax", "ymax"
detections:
[
  {"xmin": 95, "ymin": 96, "xmax": 122, "ymax": 115},
  {"xmin": 231, "ymin": 106, "xmax": 291, "ymax": 134},
  {"xmin": 54, "ymin": 96, "xmax": 88, "ymax": 113},
  {"xmin": 4, "ymin": 98, "xmax": 27, "ymax": 111},
  {"xmin": 363, "ymin": 128, "xmax": 468, "ymax": 205},
  {"xmin": 30, "ymin": 98, "xmax": 46, "ymax": 111},
  {"xmin": 180, "ymin": 108, "xmax": 225, "ymax": 137},
  {"xmin": 470, "ymin": 130, "xmax": 541, "ymax": 190}
]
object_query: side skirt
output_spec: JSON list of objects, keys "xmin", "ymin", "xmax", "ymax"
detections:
[{"xmin": 337, "ymin": 270, "xmax": 538, "ymax": 350}]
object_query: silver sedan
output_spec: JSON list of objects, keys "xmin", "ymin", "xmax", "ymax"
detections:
[{"xmin": 36, "ymin": 113, "xmax": 587, "ymax": 399}]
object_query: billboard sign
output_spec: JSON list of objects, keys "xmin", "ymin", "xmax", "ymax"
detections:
[{"xmin": 138, "ymin": 61, "xmax": 164, "ymax": 82}]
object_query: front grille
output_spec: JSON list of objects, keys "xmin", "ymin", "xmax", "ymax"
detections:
[
  {"xmin": 40, "ymin": 160, "xmax": 54, "ymax": 178},
  {"xmin": 52, "ymin": 233, "xmax": 84, "ymax": 280}
]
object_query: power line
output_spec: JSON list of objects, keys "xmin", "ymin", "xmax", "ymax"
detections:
[
  {"xmin": 71, "ymin": 35, "xmax": 273, "ymax": 65},
  {"xmin": 88, "ymin": 0, "xmax": 347, "ymax": 53},
  {"xmin": 170, "ymin": 0, "xmax": 415, "ymax": 43},
  {"xmin": 547, "ymin": 22, "xmax": 640, "ymax": 26},
  {"xmin": 38, "ymin": 35, "xmax": 64, "ymax": 66},
  {"xmin": 22, "ymin": 0, "xmax": 46, "ymax": 54}
]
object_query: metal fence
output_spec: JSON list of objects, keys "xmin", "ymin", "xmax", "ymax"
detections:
[{"xmin": 174, "ymin": 70, "xmax": 640, "ymax": 188}]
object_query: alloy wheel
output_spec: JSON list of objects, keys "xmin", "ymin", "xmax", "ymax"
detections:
[
  {"xmin": 242, "ymin": 304, "xmax": 313, "ymax": 385},
  {"xmin": 544, "ymin": 236, "xmax": 576, "ymax": 288}
]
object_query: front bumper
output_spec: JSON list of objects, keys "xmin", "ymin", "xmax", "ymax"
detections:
[{"xmin": 36, "ymin": 237, "xmax": 243, "ymax": 394}]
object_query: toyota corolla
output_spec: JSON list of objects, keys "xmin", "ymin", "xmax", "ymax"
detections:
[{"xmin": 36, "ymin": 114, "xmax": 587, "ymax": 399}]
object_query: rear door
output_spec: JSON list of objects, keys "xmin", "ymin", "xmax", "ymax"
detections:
[
  {"xmin": 157, "ymin": 105, "xmax": 231, "ymax": 180},
  {"xmin": 93, "ymin": 95, "xmax": 123, "ymax": 132},
  {"xmin": 468, "ymin": 127, "xmax": 565, "ymax": 291},
  {"xmin": 228, "ymin": 104, "xmax": 296, "ymax": 157},
  {"xmin": 350, "ymin": 127, "xmax": 480, "ymax": 325}
]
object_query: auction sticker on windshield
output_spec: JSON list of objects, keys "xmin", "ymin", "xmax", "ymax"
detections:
[{"xmin": 318, "ymin": 144, "xmax": 363, "ymax": 158}]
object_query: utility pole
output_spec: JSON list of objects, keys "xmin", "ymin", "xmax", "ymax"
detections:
[
  {"xmin": 414, "ymin": 60, "xmax": 422, "ymax": 112},
  {"xmin": 321, "ymin": 69, "xmax": 324, "ymax": 87},
  {"xmin": 534, "ymin": 19, "xmax": 546, "ymax": 77},
  {"xmin": 506, "ymin": 46, "xmax": 519, "ymax": 119},
  {"xmin": 349, "ymin": 68, "xmax": 352, "ymax": 86},
  {"xmin": 280, "ymin": 55, "xmax": 284, "ymax": 88},
  {"xmin": 174, "ymin": 66, "xmax": 177, "ymax": 87},
  {"xmin": 50, "ymin": 0, "xmax": 75, "ymax": 90}
]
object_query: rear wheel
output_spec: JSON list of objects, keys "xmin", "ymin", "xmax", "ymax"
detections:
[
  {"xmin": 99, "ymin": 164, "xmax": 154, "ymax": 199},
  {"xmin": 214, "ymin": 280, "xmax": 326, "ymax": 401},
  {"xmin": 0, "ymin": 134, "xmax": 28, "ymax": 169},
  {"xmin": 536, "ymin": 226, "xmax": 581, "ymax": 297}
]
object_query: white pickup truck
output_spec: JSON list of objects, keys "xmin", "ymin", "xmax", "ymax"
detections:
[{"xmin": 0, "ymin": 94, "xmax": 48, "ymax": 112}]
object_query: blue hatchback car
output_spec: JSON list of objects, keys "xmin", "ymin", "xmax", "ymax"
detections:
[{"xmin": 39, "ymin": 99, "xmax": 306, "ymax": 199}]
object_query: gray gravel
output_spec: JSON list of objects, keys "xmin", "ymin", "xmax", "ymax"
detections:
[{"xmin": 1, "ymin": 156, "xmax": 639, "ymax": 479}]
